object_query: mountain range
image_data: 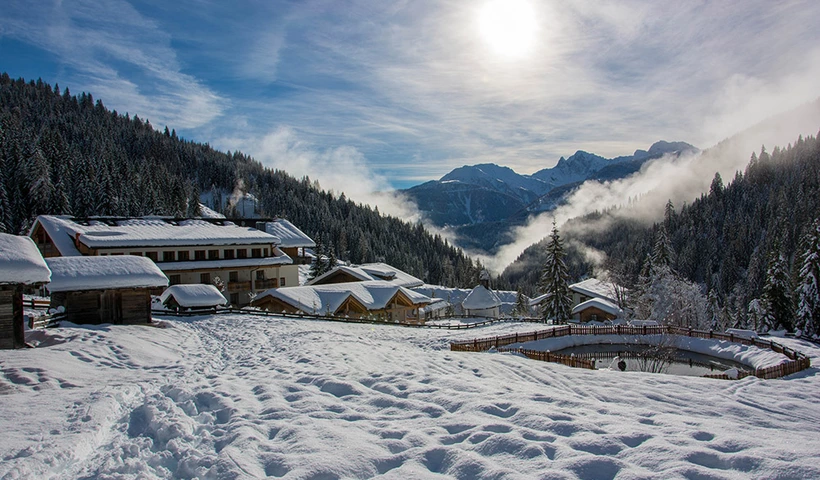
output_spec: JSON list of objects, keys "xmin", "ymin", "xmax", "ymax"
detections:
[{"xmin": 402, "ymin": 141, "xmax": 699, "ymax": 251}]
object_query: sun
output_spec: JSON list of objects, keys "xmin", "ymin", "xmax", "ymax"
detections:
[{"xmin": 478, "ymin": 0, "xmax": 538, "ymax": 59}]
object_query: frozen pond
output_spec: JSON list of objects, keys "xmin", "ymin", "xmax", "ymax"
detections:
[{"xmin": 555, "ymin": 343, "xmax": 755, "ymax": 376}]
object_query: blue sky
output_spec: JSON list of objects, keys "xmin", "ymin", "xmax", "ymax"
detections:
[{"xmin": 2, "ymin": 0, "xmax": 820, "ymax": 193}]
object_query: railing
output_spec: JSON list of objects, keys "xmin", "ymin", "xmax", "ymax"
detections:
[
  {"xmin": 227, "ymin": 281, "xmax": 251, "ymax": 291},
  {"xmin": 153, "ymin": 308, "xmax": 540, "ymax": 330},
  {"xmin": 254, "ymin": 279, "xmax": 279, "ymax": 290},
  {"xmin": 450, "ymin": 324, "xmax": 812, "ymax": 380},
  {"xmin": 28, "ymin": 313, "xmax": 65, "ymax": 329},
  {"xmin": 23, "ymin": 298, "xmax": 51, "ymax": 310}
]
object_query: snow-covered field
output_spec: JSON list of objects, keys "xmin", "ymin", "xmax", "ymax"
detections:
[{"xmin": 2, "ymin": 315, "xmax": 819, "ymax": 479}]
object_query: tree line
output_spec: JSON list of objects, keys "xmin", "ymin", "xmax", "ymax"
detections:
[
  {"xmin": 501, "ymin": 131, "xmax": 820, "ymax": 336},
  {"xmin": 0, "ymin": 74, "xmax": 482, "ymax": 287}
]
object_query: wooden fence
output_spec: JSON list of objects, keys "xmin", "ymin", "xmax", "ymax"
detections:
[
  {"xmin": 500, "ymin": 347, "xmax": 595, "ymax": 370},
  {"xmin": 154, "ymin": 307, "xmax": 541, "ymax": 330},
  {"xmin": 450, "ymin": 324, "xmax": 812, "ymax": 379},
  {"xmin": 27, "ymin": 313, "xmax": 65, "ymax": 330},
  {"xmin": 23, "ymin": 298, "xmax": 50, "ymax": 310}
]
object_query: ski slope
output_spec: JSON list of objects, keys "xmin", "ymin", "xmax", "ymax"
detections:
[{"xmin": 1, "ymin": 314, "xmax": 819, "ymax": 479}]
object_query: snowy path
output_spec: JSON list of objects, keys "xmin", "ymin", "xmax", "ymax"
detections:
[{"xmin": 1, "ymin": 315, "xmax": 819, "ymax": 479}]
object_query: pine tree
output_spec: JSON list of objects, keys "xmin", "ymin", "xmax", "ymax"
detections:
[
  {"xmin": 538, "ymin": 222, "xmax": 572, "ymax": 324},
  {"xmin": 796, "ymin": 219, "xmax": 820, "ymax": 337},
  {"xmin": 513, "ymin": 288, "xmax": 529, "ymax": 317},
  {"xmin": 762, "ymin": 245, "xmax": 794, "ymax": 331},
  {"xmin": 650, "ymin": 227, "xmax": 674, "ymax": 272},
  {"xmin": 308, "ymin": 240, "xmax": 328, "ymax": 280}
]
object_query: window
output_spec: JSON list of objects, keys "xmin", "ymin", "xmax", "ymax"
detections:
[
  {"xmin": 200, "ymin": 273, "xmax": 211, "ymax": 284},
  {"xmin": 195, "ymin": 250, "xmax": 206, "ymax": 261},
  {"xmin": 251, "ymin": 248, "xmax": 261, "ymax": 258},
  {"xmin": 178, "ymin": 251, "xmax": 190, "ymax": 261},
  {"xmin": 208, "ymin": 249, "xmax": 219, "ymax": 260},
  {"xmin": 229, "ymin": 293, "xmax": 239, "ymax": 305},
  {"xmin": 169, "ymin": 274, "xmax": 181, "ymax": 285},
  {"xmin": 264, "ymin": 248, "xmax": 269, "ymax": 257},
  {"xmin": 146, "ymin": 252, "xmax": 158, "ymax": 262},
  {"xmin": 224, "ymin": 249, "xmax": 235, "ymax": 260},
  {"xmin": 163, "ymin": 251, "xmax": 175, "ymax": 262},
  {"xmin": 229, "ymin": 271, "xmax": 239, "ymax": 282},
  {"xmin": 255, "ymin": 270, "xmax": 265, "ymax": 281},
  {"xmin": 130, "ymin": 252, "xmax": 142, "ymax": 256},
  {"xmin": 237, "ymin": 248, "xmax": 247, "ymax": 259},
  {"xmin": 280, "ymin": 277, "xmax": 286, "ymax": 287}
]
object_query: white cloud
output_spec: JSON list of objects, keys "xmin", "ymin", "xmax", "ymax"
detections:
[
  {"xmin": 0, "ymin": 0, "xmax": 223, "ymax": 129},
  {"xmin": 218, "ymin": 126, "xmax": 422, "ymax": 221}
]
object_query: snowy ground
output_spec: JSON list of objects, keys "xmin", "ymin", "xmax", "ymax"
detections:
[{"xmin": 1, "ymin": 315, "xmax": 819, "ymax": 479}]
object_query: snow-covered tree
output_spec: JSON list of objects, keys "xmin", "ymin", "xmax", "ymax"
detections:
[
  {"xmin": 796, "ymin": 219, "xmax": 820, "ymax": 337},
  {"xmin": 639, "ymin": 269, "xmax": 709, "ymax": 329},
  {"xmin": 762, "ymin": 246, "xmax": 794, "ymax": 331},
  {"xmin": 707, "ymin": 290, "xmax": 721, "ymax": 330},
  {"xmin": 747, "ymin": 298, "xmax": 766, "ymax": 332},
  {"xmin": 537, "ymin": 222, "xmax": 572, "ymax": 324},
  {"xmin": 513, "ymin": 289, "xmax": 530, "ymax": 317},
  {"xmin": 650, "ymin": 227, "xmax": 674, "ymax": 272},
  {"xmin": 308, "ymin": 240, "xmax": 328, "ymax": 281}
]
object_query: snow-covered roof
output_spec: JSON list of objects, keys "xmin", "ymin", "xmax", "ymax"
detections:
[
  {"xmin": 0, "ymin": 233, "xmax": 52, "ymax": 285},
  {"xmin": 156, "ymin": 248, "xmax": 292, "ymax": 272},
  {"xmin": 307, "ymin": 263, "xmax": 423, "ymax": 288},
  {"xmin": 571, "ymin": 298, "xmax": 622, "ymax": 317},
  {"xmin": 159, "ymin": 284, "xmax": 228, "ymax": 308},
  {"xmin": 628, "ymin": 320, "xmax": 660, "ymax": 327},
  {"xmin": 32, "ymin": 215, "xmax": 280, "ymax": 252},
  {"xmin": 46, "ymin": 256, "xmax": 169, "ymax": 293},
  {"xmin": 263, "ymin": 219, "xmax": 315, "ymax": 248},
  {"xmin": 462, "ymin": 285, "xmax": 501, "ymax": 310},
  {"xmin": 726, "ymin": 328, "xmax": 758, "ymax": 339},
  {"xmin": 255, "ymin": 281, "xmax": 431, "ymax": 315},
  {"xmin": 569, "ymin": 278, "xmax": 618, "ymax": 302}
]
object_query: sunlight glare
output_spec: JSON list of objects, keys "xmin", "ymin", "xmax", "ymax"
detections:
[{"xmin": 478, "ymin": 0, "xmax": 538, "ymax": 59}]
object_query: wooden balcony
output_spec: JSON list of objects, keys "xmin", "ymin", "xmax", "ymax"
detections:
[
  {"xmin": 227, "ymin": 281, "xmax": 251, "ymax": 292},
  {"xmin": 254, "ymin": 279, "xmax": 279, "ymax": 290}
]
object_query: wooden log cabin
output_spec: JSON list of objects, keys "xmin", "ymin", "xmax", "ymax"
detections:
[
  {"xmin": 45, "ymin": 256, "xmax": 168, "ymax": 325},
  {"xmin": 0, "ymin": 234, "xmax": 52, "ymax": 349}
]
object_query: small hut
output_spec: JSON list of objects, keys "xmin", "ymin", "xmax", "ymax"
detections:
[
  {"xmin": 159, "ymin": 284, "xmax": 228, "ymax": 311},
  {"xmin": 0, "ymin": 234, "xmax": 52, "ymax": 349},
  {"xmin": 462, "ymin": 284, "xmax": 501, "ymax": 319},
  {"xmin": 571, "ymin": 298, "xmax": 622, "ymax": 323},
  {"xmin": 46, "ymin": 256, "xmax": 168, "ymax": 325}
]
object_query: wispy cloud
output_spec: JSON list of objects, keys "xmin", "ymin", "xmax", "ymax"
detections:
[{"xmin": 0, "ymin": 0, "xmax": 223, "ymax": 129}]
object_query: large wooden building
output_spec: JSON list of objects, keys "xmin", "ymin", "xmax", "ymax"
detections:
[
  {"xmin": 0, "ymin": 234, "xmax": 52, "ymax": 349},
  {"xmin": 46, "ymin": 256, "xmax": 169, "ymax": 325},
  {"xmin": 30, "ymin": 215, "xmax": 298, "ymax": 306}
]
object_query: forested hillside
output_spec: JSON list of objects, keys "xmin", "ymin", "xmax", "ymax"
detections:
[
  {"xmin": 500, "ymin": 131, "xmax": 820, "ymax": 332},
  {"xmin": 0, "ymin": 74, "xmax": 481, "ymax": 286}
]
